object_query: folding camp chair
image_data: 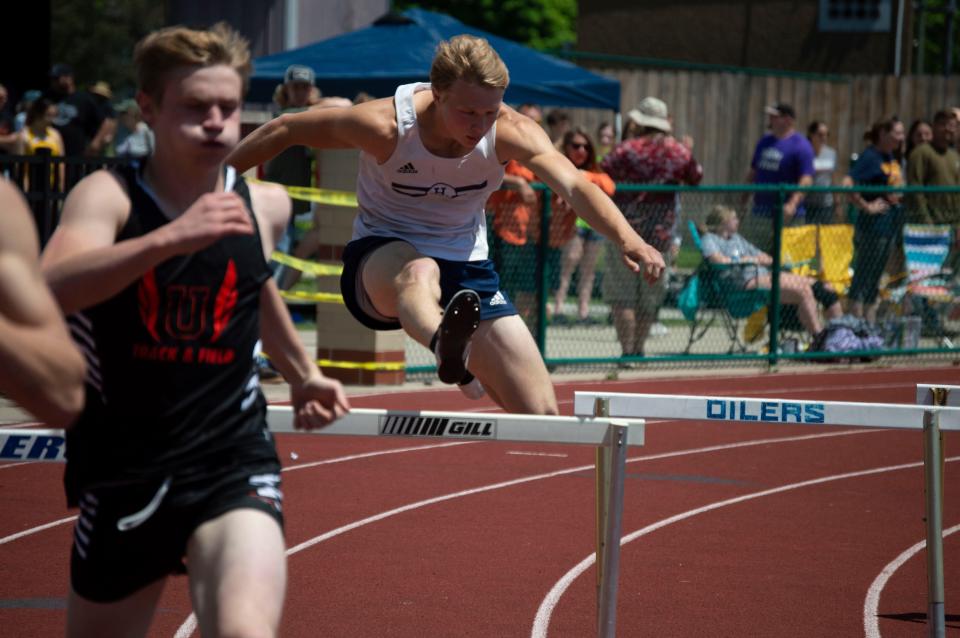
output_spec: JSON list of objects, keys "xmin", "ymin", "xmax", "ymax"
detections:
[
  {"xmin": 817, "ymin": 224, "xmax": 854, "ymax": 297},
  {"xmin": 682, "ymin": 221, "xmax": 768, "ymax": 353},
  {"xmin": 885, "ymin": 223, "xmax": 957, "ymax": 345}
]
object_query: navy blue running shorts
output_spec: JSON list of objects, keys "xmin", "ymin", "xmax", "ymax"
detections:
[{"xmin": 340, "ymin": 235, "xmax": 518, "ymax": 331}]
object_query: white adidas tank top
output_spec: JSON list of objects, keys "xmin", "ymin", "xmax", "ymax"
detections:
[{"xmin": 353, "ymin": 82, "xmax": 505, "ymax": 261}]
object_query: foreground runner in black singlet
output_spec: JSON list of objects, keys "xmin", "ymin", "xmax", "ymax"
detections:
[
  {"xmin": 41, "ymin": 24, "xmax": 349, "ymax": 638},
  {"xmin": 0, "ymin": 179, "xmax": 85, "ymax": 427}
]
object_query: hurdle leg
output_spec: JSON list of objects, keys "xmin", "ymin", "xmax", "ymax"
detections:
[
  {"xmin": 594, "ymin": 397, "xmax": 609, "ymax": 626},
  {"xmin": 923, "ymin": 387, "xmax": 947, "ymax": 638},
  {"xmin": 597, "ymin": 420, "xmax": 628, "ymax": 638}
]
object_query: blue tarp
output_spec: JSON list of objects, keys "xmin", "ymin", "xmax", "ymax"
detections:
[{"xmin": 248, "ymin": 9, "xmax": 620, "ymax": 111}]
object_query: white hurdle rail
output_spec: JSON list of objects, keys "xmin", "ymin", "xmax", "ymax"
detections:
[
  {"xmin": 0, "ymin": 406, "xmax": 644, "ymax": 638},
  {"xmin": 576, "ymin": 388, "xmax": 960, "ymax": 638}
]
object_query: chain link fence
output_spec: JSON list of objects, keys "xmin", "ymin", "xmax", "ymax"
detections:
[
  {"xmin": 3, "ymin": 153, "xmax": 957, "ymax": 376},
  {"xmin": 406, "ymin": 182, "xmax": 960, "ymax": 375}
]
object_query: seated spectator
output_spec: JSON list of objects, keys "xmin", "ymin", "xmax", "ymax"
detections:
[
  {"xmin": 551, "ymin": 128, "xmax": 615, "ymax": 322},
  {"xmin": 700, "ymin": 205, "xmax": 842, "ymax": 337}
]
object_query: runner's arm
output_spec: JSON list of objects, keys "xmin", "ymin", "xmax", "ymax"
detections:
[
  {"xmin": 259, "ymin": 278, "xmax": 350, "ymax": 429},
  {"xmin": 252, "ymin": 183, "xmax": 349, "ymax": 429},
  {"xmin": 0, "ymin": 181, "xmax": 85, "ymax": 427},
  {"xmin": 497, "ymin": 111, "xmax": 664, "ymax": 281},
  {"xmin": 227, "ymin": 99, "xmax": 396, "ymax": 173},
  {"xmin": 42, "ymin": 171, "xmax": 255, "ymax": 314}
]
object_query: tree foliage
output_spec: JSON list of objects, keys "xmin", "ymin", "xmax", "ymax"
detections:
[
  {"xmin": 394, "ymin": 0, "xmax": 576, "ymax": 51},
  {"xmin": 51, "ymin": 0, "xmax": 165, "ymax": 97},
  {"xmin": 914, "ymin": 0, "xmax": 960, "ymax": 74}
]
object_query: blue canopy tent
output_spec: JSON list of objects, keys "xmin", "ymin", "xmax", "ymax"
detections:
[{"xmin": 248, "ymin": 9, "xmax": 620, "ymax": 111}]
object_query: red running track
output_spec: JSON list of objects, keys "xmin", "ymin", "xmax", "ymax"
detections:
[{"xmin": 0, "ymin": 366, "xmax": 958, "ymax": 637}]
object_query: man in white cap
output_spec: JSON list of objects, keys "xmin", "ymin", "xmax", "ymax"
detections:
[{"xmin": 601, "ymin": 96, "xmax": 702, "ymax": 362}]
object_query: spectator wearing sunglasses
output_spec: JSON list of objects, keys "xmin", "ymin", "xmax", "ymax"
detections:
[{"xmin": 552, "ymin": 128, "xmax": 615, "ymax": 322}]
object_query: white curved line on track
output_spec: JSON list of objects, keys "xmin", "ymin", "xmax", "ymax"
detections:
[
  {"xmin": 173, "ymin": 427, "xmax": 877, "ymax": 637},
  {"xmin": 0, "ymin": 461, "xmax": 39, "ymax": 471},
  {"xmin": 530, "ymin": 456, "xmax": 960, "ymax": 638},
  {"xmin": 863, "ymin": 522, "xmax": 960, "ymax": 638},
  {"xmin": 0, "ymin": 442, "xmax": 474, "ymax": 547},
  {"xmin": 0, "ymin": 515, "xmax": 77, "ymax": 546}
]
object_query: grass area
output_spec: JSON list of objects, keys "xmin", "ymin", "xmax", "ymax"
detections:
[{"xmin": 675, "ymin": 245, "xmax": 702, "ymax": 270}]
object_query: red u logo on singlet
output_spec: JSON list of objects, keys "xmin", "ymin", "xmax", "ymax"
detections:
[
  {"xmin": 165, "ymin": 286, "xmax": 210, "ymax": 340},
  {"xmin": 138, "ymin": 260, "xmax": 238, "ymax": 343}
]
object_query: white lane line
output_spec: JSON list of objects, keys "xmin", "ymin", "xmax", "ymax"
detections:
[
  {"xmin": 530, "ymin": 456, "xmax": 960, "ymax": 638},
  {"xmin": 0, "ymin": 442, "xmax": 477, "ymax": 547},
  {"xmin": 283, "ymin": 441, "xmax": 475, "ymax": 471},
  {"xmin": 0, "ymin": 461, "xmax": 38, "ymax": 470},
  {"xmin": 507, "ymin": 451, "xmax": 569, "ymax": 458},
  {"xmin": 863, "ymin": 522, "xmax": 960, "ymax": 638},
  {"xmin": 172, "ymin": 428, "xmax": 877, "ymax": 637},
  {"xmin": 0, "ymin": 516, "xmax": 78, "ymax": 546}
]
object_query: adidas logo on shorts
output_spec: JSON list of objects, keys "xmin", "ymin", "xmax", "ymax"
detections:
[
  {"xmin": 397, "ymin": 162, "xmax": 418, "ymax": 174},
  {"xmin": 489, "ymin": 290, "xmax": 507, "ymax": 306}
]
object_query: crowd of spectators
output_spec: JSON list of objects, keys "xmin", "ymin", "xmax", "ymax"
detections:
[
  {"xmin": 3, "ymin": 60, "xmax": 959, "ymax": 356},
  {"xmin": 488, "ymin": 96, "xmax": 960, "ymax": 357}
]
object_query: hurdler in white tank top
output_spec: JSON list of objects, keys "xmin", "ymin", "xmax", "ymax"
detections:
[{"xmin": 353, "ymin": 82, "xmax": 505, "ymax": 261}]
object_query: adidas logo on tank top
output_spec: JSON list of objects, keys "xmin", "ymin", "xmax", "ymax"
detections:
[{"xmin": 397, "ymin": 162, "xmax": 418, "ymax": 174}]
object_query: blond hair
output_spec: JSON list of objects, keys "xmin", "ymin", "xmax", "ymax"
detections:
[
  {"xmin": 430, "ymin": 35, "xmax": 509, "ymax": 92},
  {"xmin": 134, "ymin": 22, "xmax": 251, "ymax": 101},
  {"xmin": 705, "ymin": 205, "xmax": 738, "ymax": 234}
]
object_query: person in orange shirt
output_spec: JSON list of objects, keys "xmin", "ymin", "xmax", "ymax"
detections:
[
  {"xmin": 487, "ymin": 103, "xmax": 546, "ymax": 324},
  {"xmin": 552, "ymin": 128, "xmax": 615, "ymax": 322}
]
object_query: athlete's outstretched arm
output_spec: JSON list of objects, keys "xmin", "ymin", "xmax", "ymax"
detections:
[
  {"xmin": 226, "ymin": 99, "xmax": 397, "ymax": 173},
  {"xmin": 259, "ymin": 279, "xmax": 350, "ymax": 430},
  {"xmin": 0, "ymin": 181, "xmax": 86, "ymax": 427},
  {"xmin": 248, "ymin": 180, "xmax": 350, "ymax": 430},
  {"xmin": 497, "ymin": 111, "xmax": 665, "ymax": 282},
  {"xmin": 42, "ymin": 171, "xmax": 255, "ymax": 314}
]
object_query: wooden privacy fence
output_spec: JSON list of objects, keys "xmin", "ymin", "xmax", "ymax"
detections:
[{"xmin": 566, "ymin": 69, "xmax": 960, "ymax": 185}]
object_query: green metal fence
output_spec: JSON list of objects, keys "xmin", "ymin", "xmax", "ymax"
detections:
[
  {"xmin": 406, "ymin": 183, "xmax": 960, "ymax": 375},
  {"xmin": 1, "ymin": 150, "xmax": 955, "ymax": 375}
]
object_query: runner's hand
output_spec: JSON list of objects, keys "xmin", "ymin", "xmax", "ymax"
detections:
[
  {"xmin": 161, "ymin": 192, "xmax": 255, "ymax": 255},
  {"xmin": 291, "ymin": 373, "xmax": 351, "ymax": 430},
  {"xmin": 620, "ymin": 239, "xmax": 665, "ymax": 284}
]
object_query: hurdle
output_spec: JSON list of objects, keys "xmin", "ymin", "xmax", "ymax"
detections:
[
  {"xmin": 0, "ymin": 406, "xmax": 644, "ymax": 638},
  {"xmin": 576, "ymin": 389, "xmax": 960, "ymax": 638},
  {"xmin": 917, "ymin": 384, "xmax": 959, "ymax": 638}
]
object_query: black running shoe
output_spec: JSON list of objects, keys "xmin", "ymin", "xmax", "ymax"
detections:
[{"xmin": 435, "ymin": 289, "xmax": 481, "ymax": 384}]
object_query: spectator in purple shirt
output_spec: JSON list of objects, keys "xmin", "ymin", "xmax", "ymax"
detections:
[{"xmin": 744, "ymin": 103, "xmax": 815, "ymax": 253}]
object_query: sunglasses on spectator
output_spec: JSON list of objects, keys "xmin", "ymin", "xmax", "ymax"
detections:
[{"xmin": 567, "ymin": 142, "xmax": 589, "ymax": 150}]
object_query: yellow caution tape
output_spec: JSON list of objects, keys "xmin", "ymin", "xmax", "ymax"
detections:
[
  {"xmin": 278, "ymin": 289, "xmax": 344, "ymax": 305},
  {"xmin": 316, "ymin": 359, "xmax": 405, "ymax": 371},
  {"xmin": 248, "ymin": 178, "xmax": 358, "ymax": 208},
  {"xmin": 261, "ymin": 352, "xmax": 405, "ymax": 371},
  {"xmin": 271, "ymin": 251, "xmax": 343, "ymax": 276}
]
